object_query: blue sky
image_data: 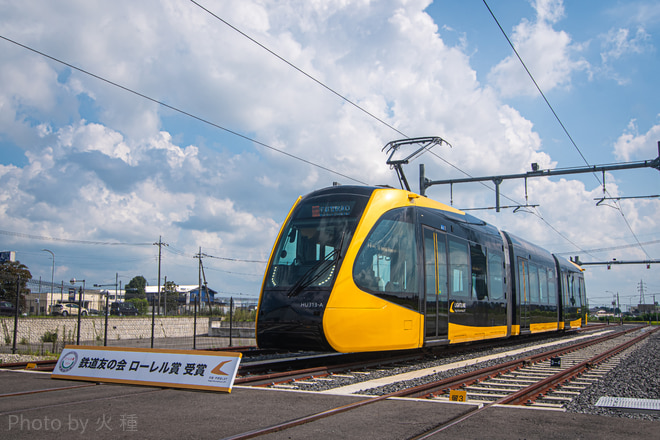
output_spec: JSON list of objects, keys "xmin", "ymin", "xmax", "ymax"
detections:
[{"xmin": 0, "ymin": 0, "xmax": 659, "ymax": 309}]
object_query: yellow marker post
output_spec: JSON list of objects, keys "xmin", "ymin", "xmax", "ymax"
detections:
[{"xmin": 449, "ymin": 389, "xmax": 467, "ymax": 402}]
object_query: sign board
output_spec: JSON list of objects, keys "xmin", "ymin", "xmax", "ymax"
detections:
[
  {"xmin": 0, "ymin": 251, "xmax": 16, "ymax": 263},
  {"xmin": 52, "ymin": 346, "xmax": 242, "ymax": 393},
  {"xmin": 449, "ymin": 390, "xmax": 467, "ymax": 402},
  {"xmin": 68, "ymin": 288, "xmax": 76, "ymax": 302}
]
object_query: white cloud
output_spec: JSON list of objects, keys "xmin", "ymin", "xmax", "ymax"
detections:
[
  {"xmin": 601, "ymin": 27, "xmax": 652, "ymax": 64},
  {"xmin": 487, "ymin": 0, "xmax": 590, "ymax": 98},
  {"xmin": 0, "ymin": 0, "xmax": 655, "ymax": 298},
  {"xmin": 614, "ymin": 118, "xmax": 660, "ymax": 161}
]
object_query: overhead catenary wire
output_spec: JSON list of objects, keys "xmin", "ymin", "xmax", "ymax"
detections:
[
  {"xmin": 190, "ymin": 1, "xmax": 517, "ymax": 201},
  {"xmin": 482, "ymin": 0, "xmax": 653, "ymax": 260},
  {"xmin": 189, "ymin": 1, "xmax": 549, "ymax": 221},
  {"xmin": 0, "ymin": 22, "xmax": 580, "ymax": 262},
  {"xmin": 0, "ymin": 34, "xmax": 369, "ymax": 187},
  {"xmin": 554, "ymin": 239, "xmax": 660, "ymax": 256},
  {"xmin": 2, "ymin": 6, "xmax": 646, "ymax": 267},
  {"xmin": 0, "ymin": 229, "xmax": 151, "ymax": 246},
  {"xmin": 481, "ymin": 0, "xmax": 591, "ymax": 170},
  {"xmin": 190, "ymin": 0, "xmax": 409, "ymax": 140}
]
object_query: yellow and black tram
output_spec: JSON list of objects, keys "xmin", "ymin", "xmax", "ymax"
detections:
[{"xmin": 256, "ymin": 186, "xmax": 587, "ymax": 352}]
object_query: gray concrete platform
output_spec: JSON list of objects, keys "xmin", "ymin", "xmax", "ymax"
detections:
[{"xmin": 0, "ymin": 370, "xmax": 656, "ymax": 439}]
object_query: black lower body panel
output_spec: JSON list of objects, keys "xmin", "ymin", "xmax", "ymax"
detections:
[{"xmin": 256, "ymin": 289, "xmax": 333, "ymax": 351}]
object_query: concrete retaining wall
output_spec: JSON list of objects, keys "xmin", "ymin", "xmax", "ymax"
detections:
[
  {"xmin": 0, "ymin": 317, "xmax": 255, "ymax": 348},
  {"xmin": 208, "ymin": 318, "xmax": 256, "ymax": 338}
]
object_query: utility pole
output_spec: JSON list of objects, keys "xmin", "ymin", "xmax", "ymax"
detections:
[
  {"xmin": 153, "ymin": 236, "xmax": 168, "ymax": 315},
  {"xmin": 163, "ymin": 276, "xmax": 167, "ymax": 317},
  {"xmin": 194, "ymin": 247, "xmax": 202, "ymax": 349}
]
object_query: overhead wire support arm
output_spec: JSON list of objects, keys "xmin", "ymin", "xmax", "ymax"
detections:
[
  {"xmin": 579, "ymin": 259, "xmax": 660, "ymax": 269},
  {"xmin": 596, "ymin": 194, "xmax": 660, "ymax": 205},
  {"xmin": 383, "ymin": 137, "xmax": 449, "ymax": 191},
  {"xmin": 420, "ymin": 141, "xmax": 660, "ymax": 212}
]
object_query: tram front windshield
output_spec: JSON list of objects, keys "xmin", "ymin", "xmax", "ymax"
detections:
[{"xmin": 265, "ymin": 196, "xmax": 366, "ymax": 291}]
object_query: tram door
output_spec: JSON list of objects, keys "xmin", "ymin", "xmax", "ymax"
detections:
[
  {"xmin": 423, "ymin": 228, "xmax": 449, "ymax": 341},
  {"xmin": 517, "ymin": 258, "xmax": 531, "ymax": 333}
]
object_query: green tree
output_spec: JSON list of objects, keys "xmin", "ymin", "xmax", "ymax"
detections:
[
  {"xmin": 125, "ymin": 275, "xmax": 147, "ymax": 299},
  {"xmin": 127, "ymin": 298, "xmax": 148, "ymax": 315},
  {"xmin": 163, "ymin": 280, "xmax": 179, "ymax": 313},
  {"xmin": 0, "ymin": 261, "xmax": 32, "ymax": 310}
]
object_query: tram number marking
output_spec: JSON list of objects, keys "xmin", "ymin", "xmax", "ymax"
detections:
[{"xmin": 449, "ymin": 390, "xmax": 467, "ymax": 402}]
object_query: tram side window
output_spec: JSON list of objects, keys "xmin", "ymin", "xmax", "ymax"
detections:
[
  {"xmin": 538, "ymin": 265, "xmax": 548, "ymax": 304},
  {"xmin": 470, "ymin": 243, "xmax": 488, "ymax": 300},
  {"xmin": 566, "ymin": 274, "xmax": 576, "ymax": 306},
  {"xmin": 488, "ymin": 252, "xmax": 505, "ymax": 301},
  {"xmin": 353, "ymin": 209, "xmax": 418, "ymax": 308},
  {"xmin": 449, "ymin": 238, "xmax": 469, "ymax": 298},
  {"xmin": 577, "ymin": 276, "xmax": 584, "ymax": 308},
  {"xmin": 529, "ymin": 263, "xmax": 540, "ymax": 303},
  {"xmin": 518, "ymin": 259, "xmax": 529, "ymax": 303},
  {"xmin": 547, "ymin": 268, "xmax": 557, "ymax": 305},
  {"xmin": 424, "ymin": 229, "xmax": 437, "ymax": 299}
]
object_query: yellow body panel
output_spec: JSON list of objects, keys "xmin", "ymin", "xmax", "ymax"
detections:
[
  {"xmin": 324, "ymin": 291, "xmax": 423, "ymax": 352},
  {"xmin": 567, "ymin": 318, "xmax": 582, "ymax": 329},
  {"xmin": 323, "ymin": 189, "xmax": 448, "ymax": 352},
  {"xmin": 529, "ymin": 322, "xmax": 560, "ymax": 333},
  {"xmin": 448, "ymin": 323, "xmax": 508, "ymax": 344}
]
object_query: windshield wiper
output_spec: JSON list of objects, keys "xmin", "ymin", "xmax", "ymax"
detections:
[
  {"xmin": 287, "ymin": 233, "xmax": 346, "ymax": 298},
  {"xmin": 286, "ymin": 250, "xmax": 339, "ymax": 298}
]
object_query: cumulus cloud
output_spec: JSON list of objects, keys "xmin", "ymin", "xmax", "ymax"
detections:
[
  {"xmin": 487, "ymin": 0, "xmax": 590, "ymax": 98},
  {"xmin": 0, "ymin": 0, "xmax": 656, "ymax": 297},
  {"xmin": 601, "ymin": 27, "xmax": 652, "ymax": 64},
  {"xmin": 613, "ymin": 119, "xmax": 660, "ymax": 161}
]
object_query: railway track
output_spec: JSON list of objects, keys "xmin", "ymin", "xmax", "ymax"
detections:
[
  {"xmin": 0, "ymin": 358, "xmax": 58, "ymax": 371},
  {"xmin": 221, "ymin": 325, "xmax": 657, "ymax": 440},
  {"xmin": 0, "ymin": 325, "xmax": 653, "ymax": 439},
  {"xmin": 234, "ymin": 324, "xmax": 619, "ymax": 392},
  {"xmin": 0, "ymin": 324, "xmax": 622, "ymax": 380}
]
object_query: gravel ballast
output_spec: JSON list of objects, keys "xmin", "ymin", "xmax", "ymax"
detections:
[
  {"xmin": 565, "ymin": 329, "xmax": 660, "ymax": 421},
  {"xmin": 290, "ymin": 325, "xmax": 660, "ymax": 422}
]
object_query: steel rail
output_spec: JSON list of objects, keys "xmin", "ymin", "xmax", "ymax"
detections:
[
  {"xmin": 501, "ymin": 327, "xmax": 659, "ymax": 406},
  {"xmin": 221, "ymin": 326, "xmax": 644, "ymax": 440},
  {"xmin": 403, "ymin": 325, "xmax": 641, "ymax": 399},
  {"xmin": 411, "ymin": 327, "xmax": 659, "ymax": 439},
  {"xmin": 236, "ymin": 351, "xmax": 426, "ymax": 387}
]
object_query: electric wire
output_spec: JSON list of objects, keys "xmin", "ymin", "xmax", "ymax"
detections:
[
  {"xmin": 0, "ymin": 28, "xmax": 580, "ymax": 264},
  {"xmin": 3, "ymin": 6, "xmax": 651, "ymax": 273},
  {"xmin": 190, "ymin": 0, "xmax": 520, "ymax": 205},
  {"xmin": 190, "ymin": 0, "xmax": 408, "ymax": 140},
  {"xmin": 200, "ymin": 253, "xmax": 267, "ymax": 264},
  {"xmin": 0, "ymin": 229, "xmax": 151, "ymax": 246},
  {"xmin": 555, "ymin": 239, "xmax": 660, "ymax": 256},
  {"xmin": 482, "ymin": 0, "xmax": 591, "ymax": 169},
  {"xmin": 482, "ymin": 0, "xmax": 652, "ymax": 260},
  {"xmin": 0, "ymin": 34, "xmax": 369, "ymax": 187},
  {"xmin": 191, "ymin": 0, "xmax": 588, "ymax": 254}
]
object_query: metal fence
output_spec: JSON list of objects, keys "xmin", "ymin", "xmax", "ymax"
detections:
[
  {"xmin": 1, "ymin": 274, "xmax": 258, "ymax": 356},
  {"xmin": 0, "ymin": 307, "xmax": 256, "ymax": 356}
]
